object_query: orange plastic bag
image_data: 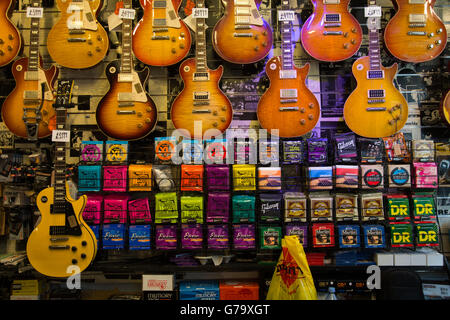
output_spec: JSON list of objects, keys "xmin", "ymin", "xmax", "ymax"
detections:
[{"xmin": 266, "ymin": 236, "xmax": 317, "ymax": 300}]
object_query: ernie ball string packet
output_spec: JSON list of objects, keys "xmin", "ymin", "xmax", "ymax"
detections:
[
  {"xmin": 180, "ymin": 196, "xmax": 203, "ymax": 224},
  {"xmin": 128, "ymin": 164, "xmax": 152, "ymax": 191},
  {"xmin": 154, "ymin": 192, "xmax": 178, "ymax": 224},
  {"xmin": 103, "ymin": 194, "xmax": 129, "ymax": 224},
  {"xmin": 206, "ymin": 193, "xmax": 230, "ymax": 223},
  {"xmin": 82, "ymin": 194, "xmax": 103, "ymax": 224},
  {"xmin": 232, "ymin": 195, "xmax": 255, "ymax": 223},
  {"xmin": 181, "ymin": 164, "xmax": 204, "ymax": 191},
  {"xmin": 233, "ymin": 164, "xmax": 256, "ymax": 191},
  {"xmin": 103, "ymin": 166, "xmax": 128, "ymax": 192},
  {"xmin": 206, "ymin": 165, "xmax": 230, "ymax": 191},
  {"xmin": 78, "ymin": 165, "xmax": 101, "ymax": 192},
  {"xmin": 128, "ymin": 198, "xmax": 152, "ymax": 224}
]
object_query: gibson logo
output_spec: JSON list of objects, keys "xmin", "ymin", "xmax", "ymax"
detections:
[
  {"xmin": 262, "ymin": 203, "xmax": 279, "ymax": 212},
  {"xmin": 337, "ymin": 140, "xmax": 355, "ymax": 150}
]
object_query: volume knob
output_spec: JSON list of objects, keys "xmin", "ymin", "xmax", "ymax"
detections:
[{"xmin": 427, "ymin": 44, "xmax": 434, "ymax": 49}]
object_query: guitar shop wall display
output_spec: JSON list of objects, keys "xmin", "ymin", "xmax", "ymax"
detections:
[{"xmin": 0, "ymin": 0, "xmax": 447, "ymax": 281}]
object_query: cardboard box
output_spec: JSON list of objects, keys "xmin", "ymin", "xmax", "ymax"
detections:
[
  {"xmin": 410, "ymin": 253, "xmax": 427, "ymax": 266},
  {"xmin": 426, "ymin": 252, "xmax": 444, "ymax": 266},
  {"xmin": 179, "ymin": 281, "xmax": 219, "ymax": 300},
  {"xmin": 375, "ymin": 252, "xmax": 394, "ymax": 266},
  {"xmin": 142, "ymin": 275, "xmax": 174, "ymax": 291},
  {"xmin": 394, "ymin": 253, "xmax": 411, "ymax": 266},
  {"xmin": 219, "ymin": 281, "xmax": 259, "ymax": 300}
]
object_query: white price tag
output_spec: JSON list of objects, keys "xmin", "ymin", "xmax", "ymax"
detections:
[
  {"xmin": 52, "ymin": 130, "xmax": 71, "ymax": 143},
  {"xmin": 192, "ymin": 8, "xmax": 208, "ymax": 19},
  {"xmin": 364, "ymin": 6, "xmax": 382, "ymax": 18},
  {"xmin": 118, "ymin": 8, "xmax": 136, "ymax": 20},
  {"xmin": 278, "ymin": 10, "xmax": 295, "ymax": 21},
  {"xmin": 26, "ymin": 7, "xmax": 43, "ymax": 18}
]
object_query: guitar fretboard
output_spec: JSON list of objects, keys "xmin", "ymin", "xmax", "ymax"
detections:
[
  {"xmin": 367, "ymin": 0, "xmax": 381, "ymax": 71},
  {"xmin": 280, "ymin": 0, "xmax": 293, "ymax": 70},
  {"xmin": 54, "ymin": 108, "xmax": 68, "ymax": 208},
  {"xmin": 195, "ymin": 0, "xmax": 207, "ymax": 72},
  {"xmin": 121, "ymin": 0, "xmax": 134, "ymax": 74},
  {"xmin": 28, "ymin": 0, "xmax": 41, "ymax": 71}
]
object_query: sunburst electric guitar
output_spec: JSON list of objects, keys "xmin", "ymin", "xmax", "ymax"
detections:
[
  {"xmin": 96, "ymin": 0, "xmax": 157, "ymax": 141},
  {"xmin": 170, "ymin": 0, "xmax": 233, "ymax": 139},
  {"xmin": 26, "ymin": 80, "xmax": 97, "ymax": 278},
  {"xmin": 300, "ymin": 0, "xmax": 363, "ymax": 62},
  {"xmin": 0, "ymin": 0, "xmax": 21, "ymax": 67},
  {"xmin": 212, "ymin": 0, "xmax": 273, "ymax": 64},
  {"xmin": 1, "ymin": 0, "xmax": 57, "ymax": 140},
  {"xmin": 256, "ymin": 0, "xmax": 320, "ymax": 138},
  {"xmin": 384, "ymin": 0, "xmax": 447, "ymax": 63},
  {"xmin": 47, "ymin": 0, "xmax": 109, "ymax": 69},
  {"xmin": 343, "ymin": 0, "xmax": 408, "ymax": 138},
  {"xmin": 133, "ymin": 0, "xmax": 192, "ymax": 66}
]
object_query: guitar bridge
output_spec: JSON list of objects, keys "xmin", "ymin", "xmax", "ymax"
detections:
[
  {"xmin": 407, "ymin": 31, "xmax": 426, "ymax": 36},
  {"xmin": 323, "ymin": 31, "xmax": 342, "ymax": 35},
  {"xmin": 233, "ymin": 33, "xmax": 253, "ymax": 37},
  {"xmin": 152, "ymin": 35, "xmax": 170, "ymax": 40},
  {"xmin": 279, "ymin": 106, "xmax": 299, "ymax": 111}
]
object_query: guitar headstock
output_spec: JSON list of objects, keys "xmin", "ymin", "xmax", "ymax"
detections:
[{"xmin": 54, "ymin": 80, "xmax": 74, "ymax": 109}]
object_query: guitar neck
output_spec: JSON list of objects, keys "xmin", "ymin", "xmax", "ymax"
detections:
[
  {"xmin": 280, "ymin": 0, "xmax": 293, "ymax": 70},
  {"xmin": 121, "ymin": 0, "xmax": 134, "ymax": 74},
  {"xmin": 195, "ymin": 0, "xmax": 208, "ymax": 72},
  {"xmin": 28, "ymin": 0, "xmax": 41, "ymax": 71},
  {"xmin": 367, "ymin": 0, "xmax": 381, "ymax": 71},
  {"xmin": 54, "ymin": 108, "xmax": 68, "ymax": 207}
]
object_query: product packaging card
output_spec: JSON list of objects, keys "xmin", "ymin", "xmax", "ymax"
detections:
[
  {"xmin": 259, "ymin": 226, "xmax": 282, "ymax": 250},
  {"xmin": 382, "ymin": 133, "xmax": 410, "ymax": 163},
  {"xmin": 232, "ymin": 195, "xmax": 255, "ymax": 223},
  {"xmin": 335, "ymin": 193, "xmax": 358, "ymax": 221},
  {"xmin": 82, "ymin": 194, "xmax": 103, "ymax": 224},
  {"xmin": 219, "ymin": 281, "xmax": 259, "ymax": 300},
  {"xmin": 103, "ymin": 194, "xmax": 129, "ymax": 224},
  {"xmin": 281, "ymin": 164, "xmax": 302, "ymax": 191},
  {"xmin": 415, "ymin": 222, "xmax": 439, "ymax": 247},
  {"xmin": 129, "ymin": 225, "xmax": 151, "ymax": 250},
  {"xmin": 360, "ymin": 164, "xmax": 384, "ymax": 189},
  {"xmin": 312, "ymin": 223, "xmax": 335, "ymax": 248},
  {"xmin": 207, "ymin": 225, "xmax": 229, "ymax": 250},
  {"xmin": 105, "ymin": 141, "xmax": 128, "ymax": 162},
  {"xmin": 310, "ymin": 194, "xmax": 333, "ymax": 222},
  {"xmin": 128, "ymin": 198, "xmax": 152, "ymax": 224},
  {"xmin": 363, "ymin": 225, "xmax": 385, "ymax": 249},
  {"xmin": 181, "ymin": 164, "xmax": 204, "ymax": 191},
  {"xmin": 285, "ymin": 224, "xmax": 308, "ymax": 248},
  {"xmin": 335, "ymin": 132, "xmax": 357, "ymax": 163},
  {"xmin": 153, "ymin": 165, "xmax": 176, "ymax": 192},
  {"xmin": 155, "ymin": 225, "xmax": 177, "ymax": 250},
  {"xmin": 412, "ymin": 140, "xmax": 435, "ymax": 163},
  {"xmin": 412, "ymin": 194, "xmax": 436, "ymax": 220},
  {"xmin": 307, "ymin": 138, "xmax": 328, "ymax": 164},
  {"xmin": 359, "ymin": 137, "xmax": 383, "ymax": 163},
  {"xmin": 338, "ymin": 225, "xmax": 360, "ymax": 248},
  {"xmin": 103, "ymin": 166, "xmax": 128, "ymax": 192},
  {"xmin": 81, "ymin": 141, "xmax": 103, "ymax": 163},
  {"xmin": 179, "ymin": 281, "xmax": 220, "ymax": 300},
  {"xmin": 154, "ymin": 192, "xmax": 178, "ymax": 224},
  {"xmin": 206, "ymin": 192, "xmax": 230, "ymax": 223},
  {"xmin": 233, "ymin": 164, "xmax": 256, "ymax": 191},
  {"xmin": 181, "ymin": 224, "xmax": 203, "ymax": 249},
  {"xmin": 234, "ymin": 139, "xmax": 255, "ymax": 164},
  {"xmin": 390, "ymin": 222, "xmax": 413, "ymax": 248},
  {"xmin": 206, "ymin": 165, "xmax": 230, "ymax": 191},
  {"xmin": 284, "ymin": 192, "xmax": 307, "ymax": 222},
  {"xmin": 414, "ymin": 162, "xmax": 438, "ymax": 188},
  {"xmin": 361, "ymin": 193, "xmax": 384, "ymax": 221},
  {"xmin": 102, "ymin": 224, "xmax": 126, "ymax": 249},
  {"xmin": 180, "ymin": 196, "xmax": 203, "ymax": 224},
  {"xmin": 388, "ymin": 164, "xmax": 411, "ymax": 188},
  {"xmin": 258, "ymin": 167, "xmax": 282, "ymax": 190},
  {"xmin": 308, "ymin": 166, "xmax": 333, "ymax": 190},
  {"xmin": 204, "ymin": 139, "xmax": 227, "ymax": 164},
  {"xmin": 232, "ymin": 224, "xmax": 256, "ymax": 250},
  {"xmin": 182, "ymin": 139, "xmax": 203, "ymax": 164},
  {"xmin": 282, "ymin": 139, "xmax": 304, "ymax": 164},
  {"xmin": 259, "ymin": 140, "xmax": 279, "ymax": 165},
  {"xmin": 387, "ymin": 195, "xmax": 410, "ymax": 221},
  {"xmin": 334, "ymin": 165, "xmax": 359, "ymax": 188},
  {"xmin": 128, "ymin": 164, "xmax": 152, "ymax": 191},
  {"xmin": 78, "ymin": 165, "xmax": 102, "ymax": 192},
  {"xmin": 155, "ymin": 137, "xmax": 177, "ymax": 164},
  {"xmin": 259, "ymin": 194, "xmax": 282, "ymax": 222}
]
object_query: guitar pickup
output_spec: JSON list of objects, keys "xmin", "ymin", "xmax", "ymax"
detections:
[
  {"xmin": 279, "ymin": 70, "xmax": 297, "ymax": 79},
  {"xmin": 368, "ymin": 89, "xmax": 385, "ymax": 98},
  {"xmin": 367, "ymin": 70, "xmax": 384, "ymax": 79},
  {"xmin": 324, "ymin": 23, "xmax": 342, "ymax": 28},
  {"xmin": 67, "ymin": 38, "xmax": 87, "ymax": 42},
  {"xmin": 69, "ymin": 29, "xmax": 86, "ymax": 34},
  {"xmin": 153, "ymin": 28, "xmax": 169, "ymax": 33},
  {"xmin": 233, "ymin": 33, "xmax": 253, "ymax": 37},
  {"xmin": 118, "ymin": 73, "xmax": 133, "ymax": 82},
  {"xmin": 279, "ymin": 106, "xmax": 299, "ymax": 111},
  {"xmin": 117, "ymin": 110, "xmax": 136, "ymax": 115},
  {"xmin": 192, "ymin": 109, "xmax": 211, "ymax": 113},
  {"xmin": 280, "ymin": 89, "xmax": 298, "ymax": 98},
  {"xmin": 366, "ymin": 107, "xmax": 387, "ymax": 111},
  {"xmin": 280, "ymin": 99, "xmax": 298, "ymax": 104},
  {"xmin": 407, "ymin": 31, "xmax": 426, "ymax": 36},
  {"xmin": 323, "ymin": 31, "xmax": 343, "ymax": 35},
  {"xmin": 408, "ymin": 0, "xmax": 425, "ymax": 4},
  {"xmin": 409, "ymin": 14, "xmax": 425, "ymax": 23},
  {"xmin": 153, "ymin": 19, "xmax": 167, "ymax": 27},
  {"xmin": 23, "ymin": 91, "xmax": 39, "ymax": 100},
  {"xmin": 235, "ymin": 16, "xmax": 250, "ymax": 25},
  {"xmin": 234, "ymin": 0, "xmax": 251, "ymax": 5},
  {"xmin": 48, "ymin": 245, "xmax": 70, "ymax": 250},
  {"xmin": 235, "ymin": 7, "xmax": 250, "ymax": 15},
  {"xmin": 153, "ymin": 0, "xmax": 167, "ymax": 8},
  {"xmin": 323, "ymin": 0, "xmax": 340, "ymax": 3},
  {"xmin": 118, "ymin": 92, "xmax": 133, "ymax": 102},
  {"xmin": 194, "ymin": 92, "xmax": 210, "ymax": 100},
  {"xmin": 24, "ymin": 71, "xmax": 39, "ymax": 81},
  {"xmin": 152, "ymin": 35, "xmax": 170, "ymax": 40},
  {"xmin": 193, "ymin": 72, "xmax": 210, "ymax": 81},
  {"xmin": 324, "ymin": 14, "xmax": 341, "ymax": 23},
  {"xmin": 368, "ymin": 99, "xmax": 386, "ymax": 104}
]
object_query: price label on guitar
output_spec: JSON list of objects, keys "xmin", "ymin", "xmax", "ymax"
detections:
[
  {"xmin": 118, "ymin": 8, "xmax": 136, "ymax": 20},
  {"xmin": 364, "ymin": 6, "xmax": 382, "ymax": 18},
  {"xmin": 26, "ymin": 7, "xmax": 44, "ymax": 18},
  {"xmin": 278, "ymin": 10, "xmax": 295, "ymax": 21},
  {"xmin": 192, "ymin": 8, "xmax": 208, "ymax": 19},
  {"xmin": 52, "ymin": 130, "xmax": 71, "ymax": 143}
]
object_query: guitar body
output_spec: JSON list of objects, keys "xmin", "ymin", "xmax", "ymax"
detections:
[
  {"xmin": 384, "ymin": 0, "xmax": 447, "ymax": 63},
  {"xmin": 300, "ymin": 0, "xmax": 362, "ymax": 62},
  {"xmin": 440, "ymin": 90, "xmax": 450, "ymax": 126},
  {"xmin": 26, "ymin": 184, "xmax": 97, "ymax": 278},
  {"xmin": 1, "ymin": 57, "xmax": 58, "ymax": 139},
  {"xmin": 257, "ymin": 57, "xmax": 320, "ymax": 137},
  {"xmin": 343, "ymin": 56, "xmax": 408, "ymax": 138},
  {"xmin": 133, "ymin": 0, "xmax": 192, "ymax": 66},
  {"xmin": 170, "ymin": 58, "xmax": 233, "ymax": 138},
  {"xmin": 212, "ymin": 0, "xmax": 273, "ymax": 64},
  {"xmin": 96, "ymin": 61, "xmax": 157, "ymax": 141},
  {"xmin": 47, "ymin": 0, "xmax": 108, "ymax": 69},
  {"xmin": 0, "ymin": 0, "xmax": 21, "ymax": 67}
]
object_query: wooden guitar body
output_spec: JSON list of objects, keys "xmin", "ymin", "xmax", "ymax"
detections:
[
  {"xmin": 440, "ymin": 90, "xmax": 450, "ymax": 126},
  {"xmin": 96, "ymin": 61, "xmax": 157, "ymax": 141},
  {"xmin": 170, "ymin": 58, "xmax": 233, "ymax": 138},
  {"xmin": 47, "ymin": 0, "xmax": 109, "ymax": 69},
  {"xmin": 133, "ymin": 0, "xmax": 192, "ymax": 66},
  {"xmin": 212, "ymin": 0, "xmax": 273, "ymax": 64},
  {"xmin": 0, "ymin": 0, "xmax": 21, "ymax": 67},
  {"xmin": 257, "ymin": 57, "xmax": 320, "ymax": 137},
  {"xmin": 300, "ymin": 0, "xmax": 362, "ymax": 62},
  {"xmin": 26, "ymin": 184, "xmax": 97, "ymax": 278},
  {"xmin": 343, "ymin": 56, "xmax": 408, "ymax": 138},
  {"xmin": 1, "ymin": 57, "xmax": 58, "ymax": 139},
  {"xmin": 384, "ymin": 0, "xmax": 447, "ymax": 63}
]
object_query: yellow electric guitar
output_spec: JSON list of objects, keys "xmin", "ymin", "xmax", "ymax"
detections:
[{"xmin": 26, "ymin": 80, "xmax": 97, "ymax": 278}]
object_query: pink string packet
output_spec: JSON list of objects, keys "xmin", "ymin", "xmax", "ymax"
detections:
[
  {"xmin": 128, "ymin": 198, "xmax": 152, "ymax": 224},
  {"xmin": 103, "ymin": 166, "xmax": 128, "ymax": 192},
  {"xmin": 82, "ymin": 194, "xmax": 103, "ymax": 224},
  {"xmin": 413, "ymin": 162, "xmax": 438, "ymax": 188},
  {"xmin": 103, "ymin": 194, "xmax": 129, "ymax": 224}
]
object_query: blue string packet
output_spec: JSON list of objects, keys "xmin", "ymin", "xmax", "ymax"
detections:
[
  {"xmin": 102, "ymin": 224, "xmax": 126, "ymax": 250},
  {"xmin": 129, "ymin": 225, "xmax": 151, "ymax": 250}
]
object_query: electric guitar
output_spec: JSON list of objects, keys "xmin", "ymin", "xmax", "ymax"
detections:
[
  {"xmin": 26, "ymin": 80, "xmax": 97, "ymax": 278},
  {"xmin": 96, "ymin": 0, "xmax": 157, "ymax": 141},
  {"xmin": 343, "ymin": 0, "xmax": 408, "ymax": 138},
  {"xmin": 212, "ymin": 0, "xmax": 273, "ymax": 64},
  {"xmin": 170, "ymin": 0, "xmax": 233, "ymax": 139},
  {"xmin": 441, "ymin": 90, "xmax": 450, "ymax": 126},
  {"xmin": 256, "ymin": 0, "xmax": 320, "ymax": 138},
  {"xmin": 300, "ymin": 0, "xmax": 362, "ymax": 62},
  {"xmin": 133, "ymin": 0, "xmax": 192, "ymax": 66},
  {"xmin": 47, "ymin": 0, "xmax": 109, "ymax": 69},
  {"xmin": 384, "ymin": 0, "xmax": 447, "ymax": 63},
  {"xmin": 0, "ymin": 0, "xmax": 21, "ymax": 67},
  {"xmin": 1, "ymin": 0, "xmax": 57, "ymax": 140}
]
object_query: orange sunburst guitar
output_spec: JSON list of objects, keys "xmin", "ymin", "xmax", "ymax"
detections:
[
  {"xmin": 212, "ymin": 0, "xmax": 273, "ymax": 64},
  {"xmin": 384, "ymin": 0, "xmax": 447, "ymax": 63},
  {"xmin": 170, "ymin": 0, "xmax": 233, "ymax": 139},
  {"xmin": 47, "ymin": 0, "xmax": 109, "ymax": 69},
  {"xmin": 441, "ymin": 90, "xmax": 450, "ymax": 126},
  {"xmin": 256, "ymin": 0, "xmax": 320, "ymax": 138},
  {"xmin": 343, "ymin": 1, "xmax": 408, "ymax": 138},
  {"xmin": 133, "ymin": 0, "xmax": 192, "ymax": 66},
  {"xmin": 0, "ymin": 0, "xmax": 21, "ymax": 67},
  {"xmin": 1, "ymin": 0, "xmax": 57, "ymax": 140},
  {"xmin": 96, "ymin": 0, "xmax": 157, "ymax": 141},
  {"xmin": 300, "ymin": 0, "xmax": 363, "ymax": 62},
  {"xmin": 27, "ymin": 80, "xmax": 97, "ymax": 278}
]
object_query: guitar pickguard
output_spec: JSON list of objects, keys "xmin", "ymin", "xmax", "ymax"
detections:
[
  {"xmin": 152, "ymin": 0, "xmax": 181, "ymax": 28},
  {"xmin": 23, "ymin": 69, "xmax": 54, "ymax": 101},
  {"xmin": 117, "ymin": 71, "xmax": 148, "ymax": 103},
  {"xmin": 67, "ymin": 0, "xmax": 98, "ymax": 31}
]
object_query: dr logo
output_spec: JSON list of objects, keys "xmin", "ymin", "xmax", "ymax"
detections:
[
  {"xmin": 393, "ymin": 232, "xmax": 410, "ymax": 243},
  {"xmin": 418, "ymin": 230, "xmax": 437, "ymax": 242},
  {"xmin": 390, "ymin": 205, "xmax": 408, "ymax": 216},
  {"xmin": 416, "ymin": 204, "xmax": 433, "ymax": 216}
]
